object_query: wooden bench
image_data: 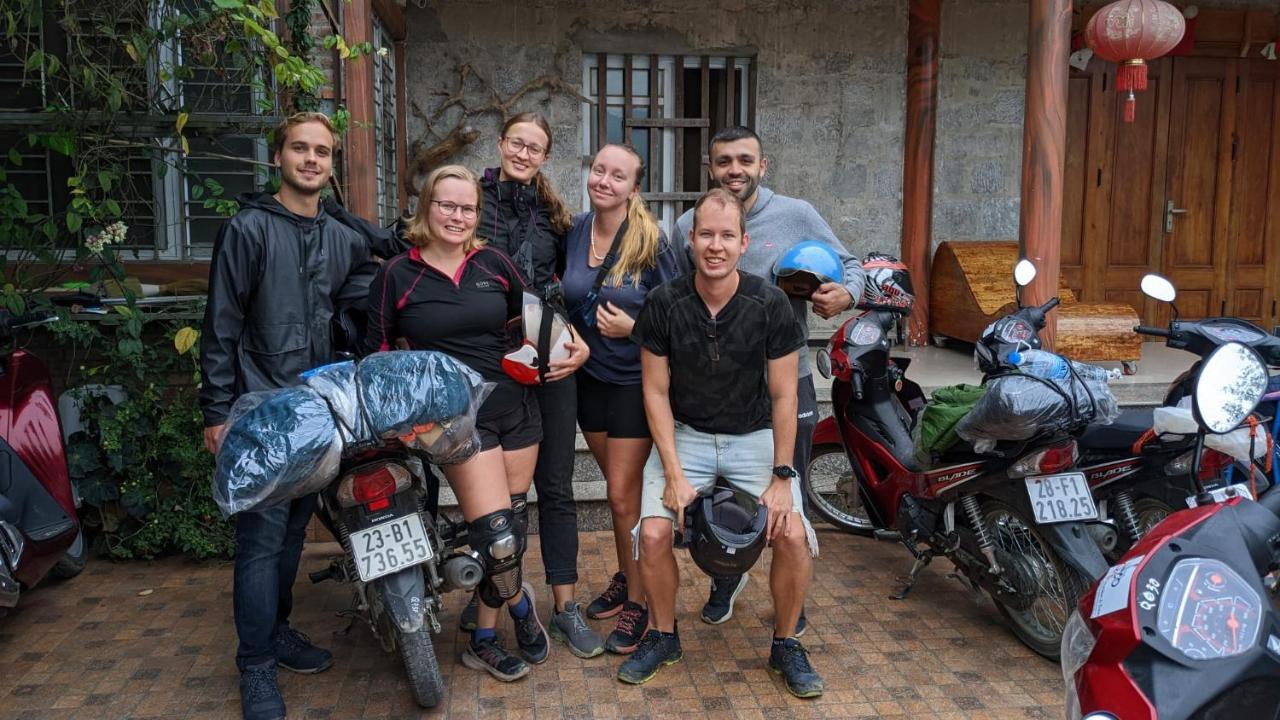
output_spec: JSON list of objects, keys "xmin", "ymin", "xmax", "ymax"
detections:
[{"xmin": 929, "ymin": 241, "xmax": 1143, "ymax": 373}]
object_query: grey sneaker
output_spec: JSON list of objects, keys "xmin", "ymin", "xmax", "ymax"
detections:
[
  {"xmin": 550, "ymin": 601, "xmax": 605, "ymax": 658},
  {"xmin": 701, "ymin": 573, "xmax": 749, "ymax": 625},
  {"xmin": 510, "ymin": 582, "xmax": 549, "ymax": 664}
]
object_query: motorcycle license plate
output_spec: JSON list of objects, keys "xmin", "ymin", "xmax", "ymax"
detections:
[
  {"xmin": 1025, "ymin": 472, "xmax": 1097, "ymax": 524},
  {"xmin": 349, "ymin": 514, "xmax": 433, "ymax": 582}
]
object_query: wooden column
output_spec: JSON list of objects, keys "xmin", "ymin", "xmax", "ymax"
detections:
[
  {"xmin": 1017, "ymin": 0, "xmax": 1072, "ymax": 349},
  {"xmin": 342, "ymin": 0, "xmax": 378, "ymax": 220},
  {"xmin": 902, "ymin": 0, "xmax": 941, "ymax": 346}
]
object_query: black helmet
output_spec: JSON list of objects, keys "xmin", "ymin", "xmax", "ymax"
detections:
[
  {"xmin": 858, "ymin": 252, "xmax": 914, "ymax": 314},
  {"xmin": 679, "ymin": 487, "xmax": 768, "ymax": 578}
]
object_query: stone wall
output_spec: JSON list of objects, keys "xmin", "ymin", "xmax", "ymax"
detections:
[{"xmin": 402, "ymin": 0, "xmax": 907, "ymax": 257}]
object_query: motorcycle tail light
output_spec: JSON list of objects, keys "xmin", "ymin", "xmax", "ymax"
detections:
[
  {"xmin": 1197, "ymin": 449, "xmax": 1233, "ymax": 480},
  {"xmin": 1010, "ymin": 441, "xmax": 1079, "ymax": 478},
  {"xmin": 337, "ymin": 463, "xmax": 411, "ymax": 509}
]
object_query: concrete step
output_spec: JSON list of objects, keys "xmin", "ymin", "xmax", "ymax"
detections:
[{"xmin": 436, "ymin": 342, "xmax": 1188, "ymax": 522}]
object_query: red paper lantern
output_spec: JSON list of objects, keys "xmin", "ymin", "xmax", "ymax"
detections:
[{"xmin": 1085, "ymin": 0, "xmax": 1186, "ymax": 122}]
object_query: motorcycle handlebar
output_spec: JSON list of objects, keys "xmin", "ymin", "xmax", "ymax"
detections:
[
  {"xmin": 1038, "ymin": 297, "xmax": 1060, "ymax": 314},
  {"xmin": 1134, "ymin": 325, "xmax": 1171, "ymax": 338},
  {"xmin": 851, "ymin": 370, "xmax": 865, "ymax": 400},
  {"xmin": 0, "ymin": 310, "xmax": 52, "ymax": 331}
]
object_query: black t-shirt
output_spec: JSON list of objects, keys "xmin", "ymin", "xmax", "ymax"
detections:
[
  {"xmin": 365, "ymin": 245, "xmax": 527, "ymax": 420},
  {"xmin": 632, "ymin": 271, "xmax": 805, "ymax": 434}
]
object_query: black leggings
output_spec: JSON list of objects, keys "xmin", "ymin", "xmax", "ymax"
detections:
[{"xmin": 532, "ymin": 375, "xmax": 579, "ymax": 586}]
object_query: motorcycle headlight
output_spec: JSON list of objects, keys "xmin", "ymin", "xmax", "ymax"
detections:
[{"xmin": 1061, "ymin": 610, "xmax": 1098, "ymax": 720}]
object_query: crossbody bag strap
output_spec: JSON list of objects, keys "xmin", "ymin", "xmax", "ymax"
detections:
[{"xmin": 591, "ymin": 216, "xmax": 630, "ymax": 292}]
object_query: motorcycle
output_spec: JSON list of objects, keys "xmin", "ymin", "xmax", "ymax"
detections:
[
  {"xmin": 1062, "ymin": 341, "xmax": 1280, "ymax": 720},
  {"xmin": 808, "ymin": 260, "xmax": 1109, "ymax": 659},
  {"xmin": 0, "ymin": 308, "xmax": 88, "ymax": 615},
  {"xmin": 308, "ymin": 441, "xmax": 484, "ymax": 708}
]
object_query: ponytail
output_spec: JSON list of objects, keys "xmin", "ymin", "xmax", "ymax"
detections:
[
  {"xmin": 607, "ymin": 194, "xmax": 661, "ymax": 287},
  {"xmin": 532, "ymin": 172, "xmax": 573, "ymax": 234}
]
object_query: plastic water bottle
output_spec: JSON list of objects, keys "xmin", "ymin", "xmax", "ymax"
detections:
[
  {"xmin": 1007, "ymin": 349, "xmax": 1070, "ymax": 380},
  {"xmin": 1007, "ymin": 349, "xmax": 1118, "ymax": 383}
]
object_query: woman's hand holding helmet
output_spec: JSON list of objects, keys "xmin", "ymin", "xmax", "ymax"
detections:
[
  {"xmin": 594, "ymin": 301, "xmax": 635, "ymax": 339},
  {"xmin": 542, "ymin": 325, "xmax": 590, "ymax": 382}
]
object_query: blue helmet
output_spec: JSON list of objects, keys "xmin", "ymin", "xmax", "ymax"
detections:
[{"xmin": 772, "ymin": 240, "xmax": 845, "ymax": 299}]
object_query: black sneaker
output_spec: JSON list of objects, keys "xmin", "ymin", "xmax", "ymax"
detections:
[
  {"xmin": 768, "ymin": 637, "xmax": 824, "ymax": 699},
  {"xmin": 701, "ymin": 573, "xmax": 748, "ymax": 624},
  {"xmin": 795, "ymin": 609, "xmax": 808, "ymax": 638},
  {"xmin": 605, "ymin": 601, "xmax": 648, "ymax": 655},
  {"xmin": 511, "ymin": 582, "xmax": 549, "ymax": 664},
  {"xmin": 458, "ymin": 593, "xmax": 479, "ymax": 632},
  {"xmin": 274, "ymin": 625, "xmax": 332, "ymax": 674},
  {"xmin": 586, "ymin": 571, "xmax": 628, "ymax": 619},
  {"xmin": 461, "ymin": 635, "xmax": 530, "ymax": 682},
  {"xmin": 239, "ymin": 660, "xmax": 286, "ymax": 720},
  {"xmin": 617, "ymin": 629, "xmax": 682, "ymax": 685}
]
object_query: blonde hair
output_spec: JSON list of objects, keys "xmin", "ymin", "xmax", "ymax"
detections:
[
  {"xmin": 502, "ymin": 113, "xmax": 573, "ymax": 234},
  {"xmin": 272, "ymin": 111, "xmax": 340, "ymax": 155},
  {"xmin": 404, "ymin": 165, "xmax": 486, "ymax": 253},
  {"xmin": 692, "ymin": 187, "xmax": 746, "ymax": 234},
  {"xmin": 593, "ymin": 144, "xmax": 661, "ymax": 288}
]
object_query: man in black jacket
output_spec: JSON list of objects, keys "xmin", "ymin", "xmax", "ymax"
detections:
[{"xmin": 200, "ymin": 112, "xmax": 378, "ymax": 720}]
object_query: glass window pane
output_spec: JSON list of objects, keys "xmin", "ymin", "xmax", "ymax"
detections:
[
  {"xmin": 632, "ymin": 68, "xmax": 648, "ymax": 94},
  {"xmin": 607, "ymin": 106, "xmax": 624, "ymax": 145},
  {"xmin": 606, "ymin": 68, "xmax": 623, "ymax": 96},
  {"xmin": 184, "ymin": 136, "xmax": 265, "ymax": 253}
]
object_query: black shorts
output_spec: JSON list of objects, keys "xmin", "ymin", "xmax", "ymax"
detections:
[
  {"xmin": 576, "ymin": 372, "xmax": 650, "ymax": 439},
  {"xmin": 476, "ymin": 388, "xmax": 542, "ymax": 451}
]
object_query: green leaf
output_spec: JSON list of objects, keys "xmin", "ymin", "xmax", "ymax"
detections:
[
  {"xmin": 98, "ymin": 171, "xmax": 112, "ymax": 192},
  {"xmin": 7, "ymin": 148, "xmax": 20, "ymax": 166},
  {"xmin": 65, "ymin": 211, "xmax": 81, "ymax": 233},
  {"xmin": 190, "ymin": 184, "xmax": 203, "ymax": 200},
  {"xmin": 213, "ymin": 0, "xmax": 244, "ymax": 7},
  {"xmin": 175, "ymin": 112, "xmax": 189, "ymax": 134},
  {"xmin": 103, "ymin": 199, "xmax": 122, "ymax": 218}
]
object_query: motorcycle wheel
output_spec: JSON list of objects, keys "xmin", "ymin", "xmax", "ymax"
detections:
[
  {"xmin": 803, "ymin": 444, "xmax": 874, "ymax": 536},
  {"xmin": 981, "ymin": 500, "xmax": 1091, "ymax": 661},
  {"xmin": 396, "ymin": 627, "xmax": 443, "ymax": 708},
  {"xmin": 51, "ymin": 526, "xmax": 87, "ymax": 579},
  {"xmin": 1134, "ymin": 497, "xmax": 1175, "ymax": 537}
]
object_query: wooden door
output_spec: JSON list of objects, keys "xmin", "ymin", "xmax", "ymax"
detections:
[
  {"xmin": 1062, "ymin": 58, "xmax": 1171, "ymax": 320},
  {"xmin": 1224, "ymin": 59, "xmax": 1278, "ymax": 329},
  {"xmin": 1161, "ymin": 57, "xmax": 1236, "ymax": 322}
]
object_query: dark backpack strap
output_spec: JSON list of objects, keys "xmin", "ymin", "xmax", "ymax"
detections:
[
  {"xmin": 536, "ymin": 298, "xmax": 555, "ymax": 384},
  {"xmin": 591, "ymin": 217, "xmax": 630, "ymax": 293}
]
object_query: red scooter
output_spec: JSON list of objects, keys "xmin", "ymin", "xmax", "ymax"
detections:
[
  {"xmin": 1063, "ymin": 341, "xmax": 1280, "ymax": 719},
  {"xmin": 0, "ymin": 308, "xmax": 87, "ymax": 615}
]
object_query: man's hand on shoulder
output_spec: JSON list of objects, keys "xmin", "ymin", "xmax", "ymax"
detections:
[{"xmin": 811, "ymin": 282, "xmax": 853, "ymax": 319}]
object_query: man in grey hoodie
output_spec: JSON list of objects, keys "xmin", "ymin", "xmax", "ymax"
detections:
[{"xmin": 673, "ymin": 126, "xmax": 865, "ymax": 628}]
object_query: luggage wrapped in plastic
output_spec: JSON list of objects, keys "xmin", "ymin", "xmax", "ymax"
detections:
[
  {"xmin": 956, "ymin": 364, "xmax": 1120, "ymax": 453},
  {"xmin": 212, "ymin": 387, "xmax": 343, "ymax": 517}
]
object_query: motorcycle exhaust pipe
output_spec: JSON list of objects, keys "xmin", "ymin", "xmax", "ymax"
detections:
[{"xmin": 440, "ymin": 550, "xmax": 485, "ymax": 593}]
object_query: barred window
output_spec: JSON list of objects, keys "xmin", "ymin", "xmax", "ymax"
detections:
[{"xmin": 372, "ymin": 16, "xmax": 400, "ymax": 226}]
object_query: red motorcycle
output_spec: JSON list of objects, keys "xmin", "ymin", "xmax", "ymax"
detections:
[
  {"xmin": 1063, "ymin": 341, "xmax": 1280, "ymax": 720},
  {"xmin": 807, "ymin": 261, "xmax": 1109, "ymax": 659},
  {"xmin": 0, "ymin": 308, "xmax": 87, "ymax": 615}
]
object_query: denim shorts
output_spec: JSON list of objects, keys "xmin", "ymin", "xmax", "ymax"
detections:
[{"xmin": 635, "ymin": 423, "xmax": 817, "ymax": 557}]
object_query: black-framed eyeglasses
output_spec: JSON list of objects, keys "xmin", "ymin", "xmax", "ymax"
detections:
[
  {"xmin": 705, "ymin": 319, "xmax": 719, "ymax": 363},
  {"xmin": 431, "ymin": 201, "xmax": 479, "ymax": 219},
  {"xmin": 503, "ymin": 137, "xmax": 547, "ymax": 159}
]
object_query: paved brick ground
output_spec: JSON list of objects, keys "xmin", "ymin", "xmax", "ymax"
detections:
[{"xmin": 1, "ymin": 529, "xmax": 1064, "ymax": 720}]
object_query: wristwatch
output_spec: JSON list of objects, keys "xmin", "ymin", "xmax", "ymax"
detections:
[{"xmin": 772, "ymin": 465, "xmax": 799, "ymax": 480}]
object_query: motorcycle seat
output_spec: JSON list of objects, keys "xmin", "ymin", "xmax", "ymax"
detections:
[{"xmin": 1076, "ymin": 408, "xmax": 1154, "ymax": 452}]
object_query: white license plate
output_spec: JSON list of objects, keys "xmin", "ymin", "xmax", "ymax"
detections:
[
  {"xmin": 349, "ymin": 514, "xmax": 434, "ymax": 582},
  {"xmin": 1025, "ymin": 472, "xmax": 1097, "ymax": 524}
]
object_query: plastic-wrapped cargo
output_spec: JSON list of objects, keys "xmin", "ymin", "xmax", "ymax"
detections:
[
  {"xmin": 212, "ymin": 387, "xmax": 343, "ymax": 517},
  {"xmin": 213, "ymin": 351, "xmax": 492, "ymax": 517},
  {"xmin": 956, "ymin": 360, "xmax": 1120, "ymax": 453}
]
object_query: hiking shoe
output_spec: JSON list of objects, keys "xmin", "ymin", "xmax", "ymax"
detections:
[
  {"xmin": 617, "ymin": 629, "xmax": 682, "ymax": 685},
  {"xmin": 768, "ymin": 637, "xmax": 824, "ymax": 698},
  {"xmin": 550, "ymin": 601, "xmax": 605, "ymax": 658},
  {"xmin": 462, "ymin": 635, "xmax": 530, "ymax": 682},
  {"xmin": 605, "ymin": 601, "xmax": 648, "ymax": 655},
  {"xmin": 511, "ymin": 582, "xmax": 549, "ymax": 664},
  {"xmin": 239, "ymin": 660, "xmax": 286, "ymax": 720},
  {"xmin": 701, "ymin": 573, "xmax": 748, "ymax": 624},
  {"xmin": 274, "ymin": 625, "xmax": 332, "ymax": 674},
  {"xmin": 586, "ymin": 571, "xmax": 628, "ymax": 619},
  {"xmin": 795, "ymin": 609, "xmax": 808, "ymax": 638},
  {"xmin": 458, "ymin": 593, "xmax": 479, "ymax": 632}
]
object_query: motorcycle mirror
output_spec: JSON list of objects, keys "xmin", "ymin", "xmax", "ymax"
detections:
[
  {"xmin": 816, "ymin": 347, "xmax": 832, "ymax": 380},
  {"xmin": 1139, "ymin": 274, "xmax": 1176, "ymax": 303},
  {"xmin": 1013, "ymin": 259, "xmax": 1037, "ymax": 287},
  {"xmin": 1193, "ymin": 342, "xmax": 1269, "ymax": 434}
]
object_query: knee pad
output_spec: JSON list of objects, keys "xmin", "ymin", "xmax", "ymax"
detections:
[
  {"xmin": 509, "ymin": 493, "xmax": 529, "ymax": 537},
  {"xmin": 469, "ymin": 509, "xmax": 526, "ymax": 608}
]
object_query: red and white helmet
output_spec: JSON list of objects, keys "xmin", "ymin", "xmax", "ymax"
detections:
[{"xmin": 502, "ymin": 293, "xmax": 573, "ymax": 385}]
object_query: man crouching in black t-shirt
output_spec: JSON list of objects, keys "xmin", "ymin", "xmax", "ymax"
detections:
[{"xmin": 617, "ymin": 188, "xmax": 823, "ymax": 698}]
